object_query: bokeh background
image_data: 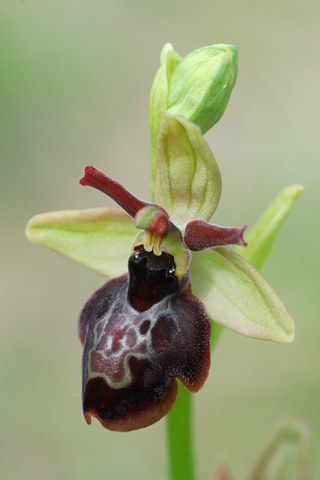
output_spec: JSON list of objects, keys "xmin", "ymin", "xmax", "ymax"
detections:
[{"xmin": 1, "ymin": 1, "xmax": 319, "ymax": 479}]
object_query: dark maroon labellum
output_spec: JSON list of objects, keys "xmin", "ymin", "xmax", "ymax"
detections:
[{"xmin": 79, "ymin": 249, "xmax": 211, "ymax": 432}]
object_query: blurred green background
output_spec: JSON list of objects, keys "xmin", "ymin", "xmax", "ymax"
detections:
[{"xmin": 1, "ymin": 1, "xmax": 319, "ymax": 479}]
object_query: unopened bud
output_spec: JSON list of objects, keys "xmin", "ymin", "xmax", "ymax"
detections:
[
  {"xmin": 167, "ymin": 44, "xmax": 238, "ymax": 134},
  {"xmin": 149, "ymin": 44, "xmax": 238, "ymax": 192}
]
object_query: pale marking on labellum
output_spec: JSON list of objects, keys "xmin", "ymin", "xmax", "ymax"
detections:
[{"xmin": 87, "ymin": 287, "xmax": 177, "ymax": 389}]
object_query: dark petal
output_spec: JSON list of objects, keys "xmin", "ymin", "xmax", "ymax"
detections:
[
  {"xmin": 79, "ymin": 256, "xmax": 210, "ymax": 431},
  {"xmin": 185, "ymin": 220, "xmax": 247, "ymax": 251},
  {"xmin": 80, "ymin": 166, "xmax": 149, "ymax": 218},
  {"xmin": 80, "ymin": 166, "xmax": 168, "ymax": 219}
]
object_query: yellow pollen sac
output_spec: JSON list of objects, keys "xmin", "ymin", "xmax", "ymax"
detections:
[
  {"xmin": 143, "ymin": 231, "xmax": 163, "ymax": 256},
  {"xmin": 153, "ymin": 235, "xmax": 163, "ymax": 256},
  {"xmin": 144, "ymin": 231, "xmax": 153, "ymax": 252}
]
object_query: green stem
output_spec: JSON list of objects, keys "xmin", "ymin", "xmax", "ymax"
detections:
[
  {"xmin": 210, "ymin": 320, "xmax": 223, "ymax": 351},
  {"xmin": 166, "ymin": 320, "xmax": 223, "ymax": 480},
  {"xmin": 166, "ymin": 384, "xmax": 195, "ymax": 480}
]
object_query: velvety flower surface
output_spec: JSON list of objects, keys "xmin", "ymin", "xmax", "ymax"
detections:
[
  {"xmin": 78, "ymin": 166, "xmax": 214, "ymax": 431},
  {"xmin": 73, "ymin": 141, "xmax": 289, "ymax": 431},
  {"xmin": 79, "ymin": 255, "xmax": 210, "ymax": 431},
  {"xmin": 27, "ymin": 114, "xmax": 298, "ymax": 432}
]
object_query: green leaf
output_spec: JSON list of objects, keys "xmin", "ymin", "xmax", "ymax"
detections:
[
  {"xmin": 154, "ymin": 114, "xmax": 221, "ymax": 229},
  {"xmin": 190, "ymin": 246, "xmax": 294, "ymax": 343},
  {"xmin": 150, "ymin": 43, "xmax": 182, "ymax": 195},
  {"xmin": 26, "ymin": 208, "xmax": 137, "ymax": 278},
  {"xmin": 236, "ymin": 185, "xmax": 304, "ymax": 270}
]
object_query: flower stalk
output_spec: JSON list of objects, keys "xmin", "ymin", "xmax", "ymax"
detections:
[{"xmin": 167, "ymin": 386, "xmax": 195, "ymax": 480}]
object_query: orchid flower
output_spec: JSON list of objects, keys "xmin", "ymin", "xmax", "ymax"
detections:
[
  {"xmin": 27, "ymin": 114, "xmax": 295, "ymax": 432},
  {"xmin": 26, "ymin": 44, "xmax": 301, "ymax": 438}
]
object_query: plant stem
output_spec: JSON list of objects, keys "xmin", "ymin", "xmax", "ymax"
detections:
[
  {"xmin": 166, "ymin": 321, "xmax": 223, "ymax": 480},
  {"xmin": 166, "ymin": 384, "xmax": 195, "ymax": 480}
]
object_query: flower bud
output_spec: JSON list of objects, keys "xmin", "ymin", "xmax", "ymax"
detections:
[
  {"xmin": 149, "ymin": 44, "xmax": 238, "ymax": 192},
  {"xmin": 250, "ymin": 418, "xmax": 310, "ymax": 480},
  {"xmin": 150, "ymin": 44, "xmax": 182, "ymax": 191},
  {"xmin": 167, "ymin": 44, "xmax": 238, "ymax": 134}
]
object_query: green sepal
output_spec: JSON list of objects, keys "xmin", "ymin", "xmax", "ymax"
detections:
[
  {"xmin": 150, "ymin": 43, "xmax": 182, "ymax": 195},
  {"xmin": 26, "ymin": 208, "xmax": 137, "ymax": 278},
  {"xmin": 190, "ymin": 246, "xmax": 295, "ymax": 343},
  {"xmin": 236, "ymin": 185, "xmax": 304, "ymax": 270},
  {"xmin": 154, "ymin": 114, "xmax": 221, "ymax": 229},
  {"xmin": 208, "ymin": 185, "xmax": 303, "ymax": 349},
  {"xmin": 167, "ymin": 44, "xmax": 238, "ymax": 134}
]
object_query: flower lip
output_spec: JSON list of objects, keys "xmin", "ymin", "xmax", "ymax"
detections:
[{"xmin": 79, "ymin": 249, "xmax": 211, "ymax": 431}]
